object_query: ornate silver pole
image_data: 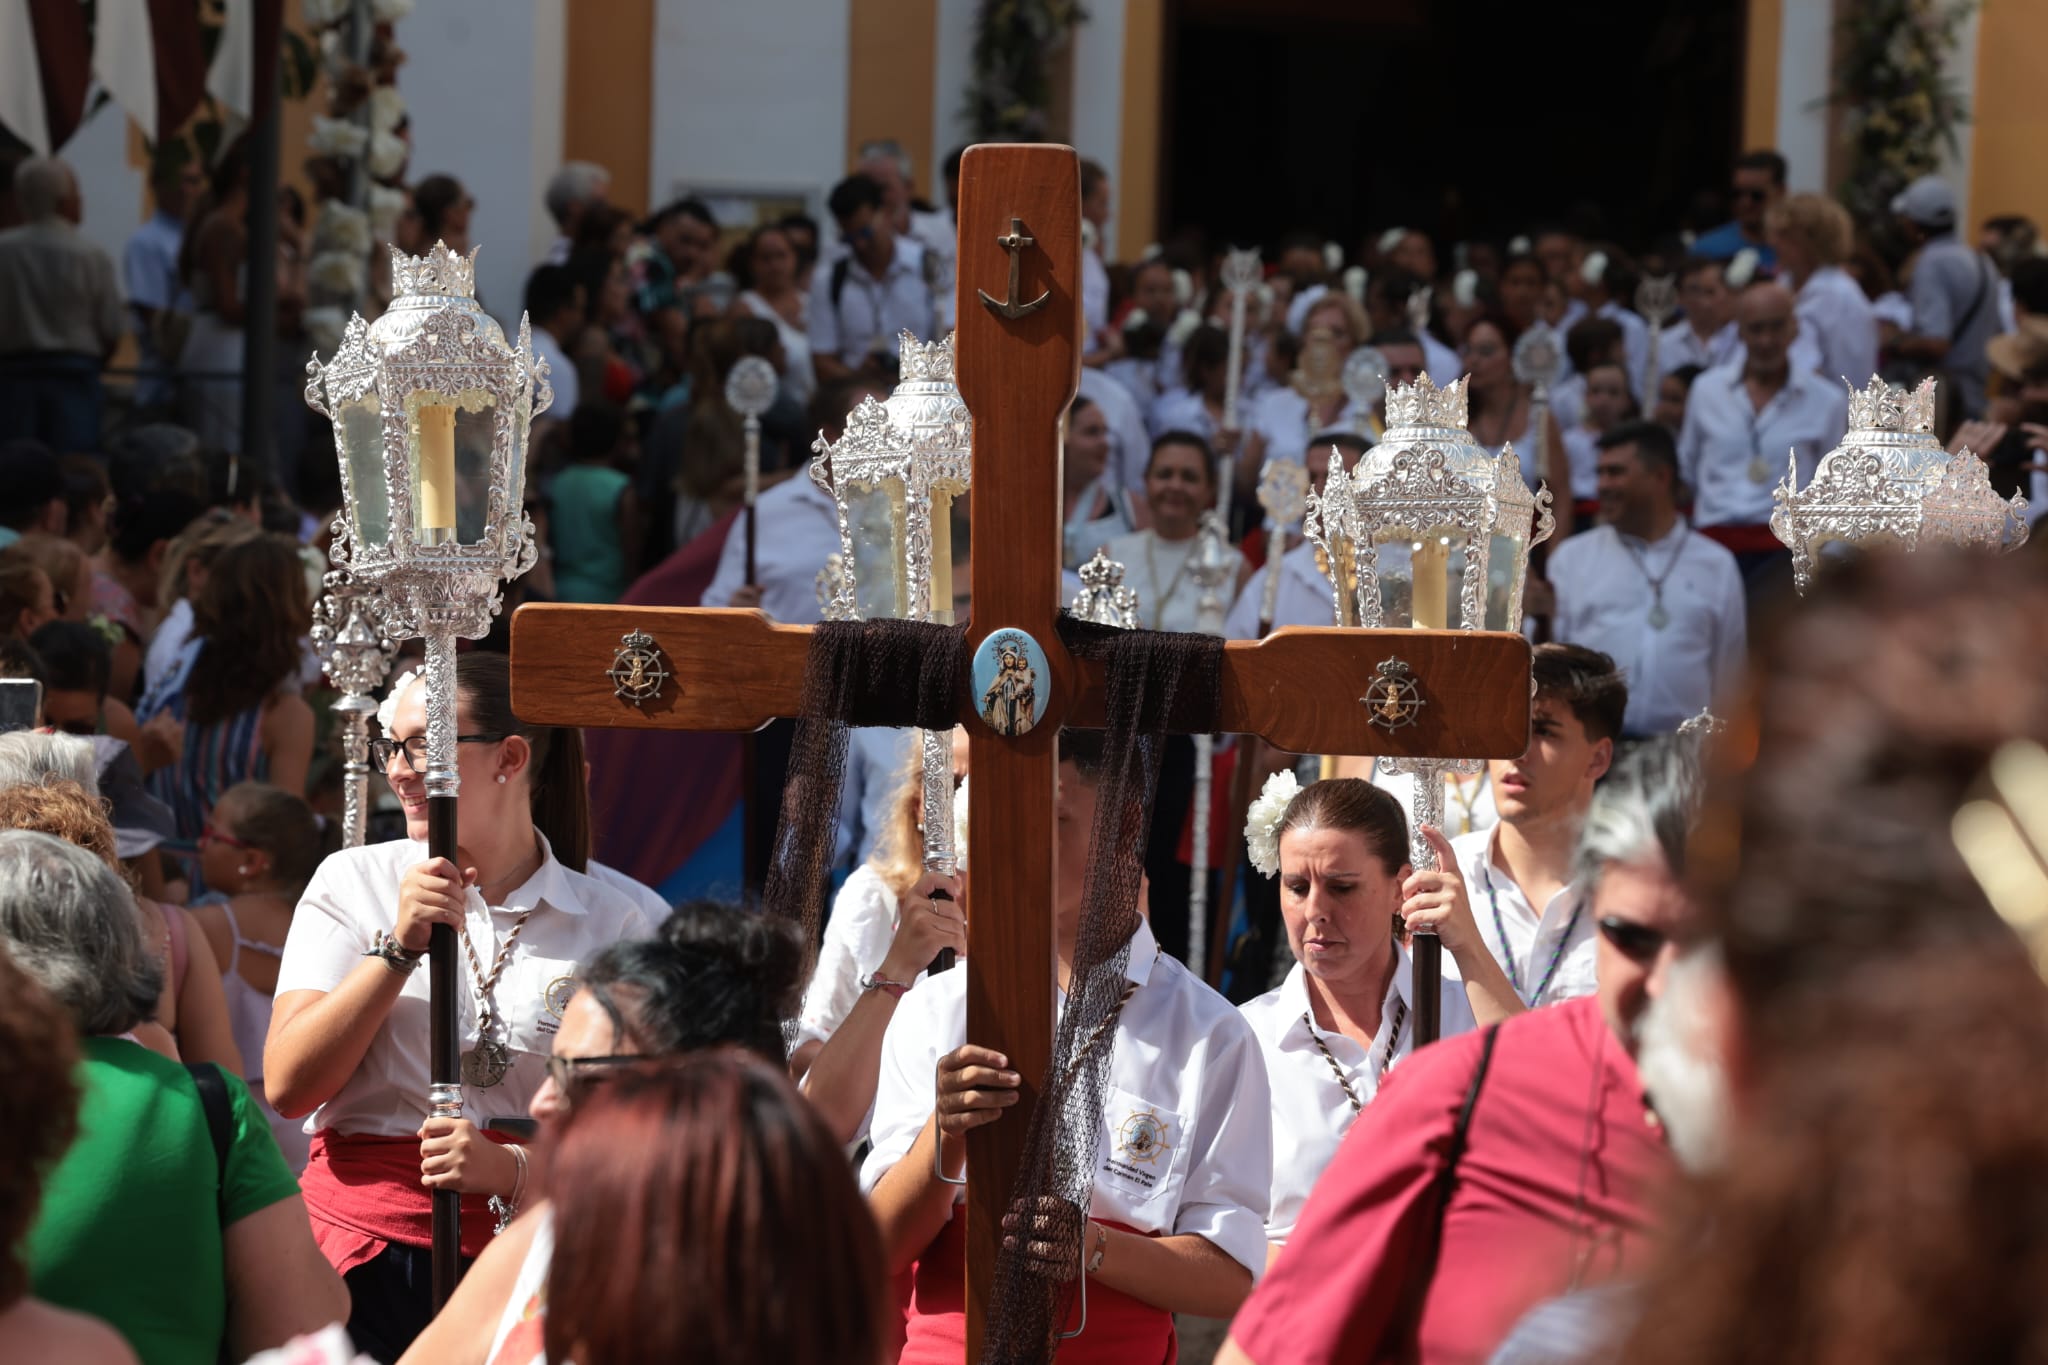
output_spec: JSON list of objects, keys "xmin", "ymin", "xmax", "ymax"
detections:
[
  {"xmin": 1218, "ymin": 248, "xmax": 1262, "ymax": 531},
  {"xmin": 727, "ymin": 356, "xmax": 777, "ymax": 587},
  {"xmin": 1184, "ymin": 511, "xmax": 1234, "ymax": 980},
  {"xmin": 1254, "ymin": 459, "xmax": 1310, "ymax": 635},
  {"xmin": 1343, "ymin": 347, "xmax": 1388, "ymax": 440},
  {"xmin": 1635, "ymin": 274, "xmax": 1677, "ymax": 405},
  {"xmin": 309, "ymin": 571, "xmax": 396, "ymax": 848}
]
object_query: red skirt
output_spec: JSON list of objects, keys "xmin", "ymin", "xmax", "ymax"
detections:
[
  {"xmin": 300, "ymin": 1130, "xmax": 511, "ymax": 1276},
  {"xmin": 897, "ymin": 1215, "xmax": 1177, "ymax": 1365}
]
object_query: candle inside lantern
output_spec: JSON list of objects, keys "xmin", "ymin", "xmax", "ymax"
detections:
[
  {"xmin": 1412, "ymin": 534, "xmax": 1449, "ymax": 630},
  {"xmin": 930, "ymin": 491, "xmax": 955, "ymax": 624},
  {"xmin": 417, "ymin": 403, "xmax": 457, "ymax": 534}
]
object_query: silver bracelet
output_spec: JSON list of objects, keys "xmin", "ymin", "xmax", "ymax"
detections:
[
  {"xmin": 363, "ymin": 931, "xmax": 424, "ymax": 975},
  {"xmin": 490, "ymin": 1144, "xmax": 529, "ymax": 1235}
]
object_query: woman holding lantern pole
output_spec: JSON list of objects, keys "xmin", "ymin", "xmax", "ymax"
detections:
[{"xmin": 264, "ymin": 653, "xmax": 653, "ymax": 1363}]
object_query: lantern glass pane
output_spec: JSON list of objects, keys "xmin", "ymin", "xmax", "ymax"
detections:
[
  {"xmin": 405, "ymin": 395, "xmax": 496, "ymax": 545},
  {"xmin": 844, "ymin": 479, "xmax": 908, "ymax": 619},
  {"xmin": 1481, "ymin": 530, "xmax": 1524, "ymax": 631},
  {"xmin": 453, "ymin": 400, "xmax": 496, "ymax": 545},
  {"xmin": 338, "ymin": 395, "xmax": 390, "ymax": 549}
]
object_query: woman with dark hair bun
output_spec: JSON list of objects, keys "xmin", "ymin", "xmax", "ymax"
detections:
[
  {"xmin": 397, "ymin": 902, "xmax": 807, "ymax": 1365},
  {"xmin": 544, "ymin": 1053, "xmax": 884, "ymax": 1365},
  {"xmin": 1237, "ymin": 777, "xmax": 1511, "ymax": 1258},
  {"xmin": 265, "ymin": 651, "xmax": 654, "ymax": 1363}
]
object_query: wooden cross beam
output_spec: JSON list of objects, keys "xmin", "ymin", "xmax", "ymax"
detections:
[{"xmin": 510, "ymin": 143, "xmax": 1531, "ymax": 1359}]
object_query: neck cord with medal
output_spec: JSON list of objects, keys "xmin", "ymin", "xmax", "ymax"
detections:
[
  {"xmin": 1445, "ymin": 768, "xmax": 1488, "ymax": 836},
  {"xmin": 1300, "ymin": 935, "xmax": 1408, "ymax": 1115},
  {"xmin": 1743, "ymin": 374, "xmax": 1788, "ymax": 485},
  {"xmin": 1143, "ymin": 531, "xmax": 1196, "ymax": 630},
  {"xmin": 1482, "ymin": 861, "xmax": 1580, "ymax": 1006},
  {"xmin": 457, "ymin": 852, "xmax": 544, "ymax": 1087},
  {"xmin": 1620, "ymin": 526, "xmax": 1690, "ymax": 630},
  {"xmin": 1052, "ymin": 945, "xmax": 1159, "ymax": 1094}
]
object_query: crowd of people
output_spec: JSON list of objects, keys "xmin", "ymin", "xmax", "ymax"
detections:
[{"xmin": 2, "ymin": 124, "xmax": 2048, "ymax": 1365}]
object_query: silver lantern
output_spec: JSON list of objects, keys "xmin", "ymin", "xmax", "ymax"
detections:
[
  {"xmin": 308, "ymin": 569, "xmax": 396, "ymax": 849},
  {"xmin": 1770, "ymin": 375, "xmax": 2029, "ymax": 594}
]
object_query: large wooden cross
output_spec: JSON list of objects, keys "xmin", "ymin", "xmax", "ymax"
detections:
[{"xmin": 510, "ymin": 144, "xmax": 1531, "ymax": 1358}]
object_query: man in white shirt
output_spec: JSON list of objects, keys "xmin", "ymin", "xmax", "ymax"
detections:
[
  {"xmin": 124, "ymin": 157, "xmax": 201, "ymax": 412},
  {"xmin": 540, "ymin": 161, "xmax": 609, "ymax": 267},
  {"xmin": 1677, "ymin": 281, "xmax": 1848, "ymax": 576},
  {"xmin": 857, "ymin": 139, "xmax": 957, "ymax": 332},
  {"xmin": 703, "ymin": 376, "xmax": 890, "ymax": 623},
  {"xmin": 1549, "ymin": 421, "xmax": 1745, "ymax": 736},
  {"xmin": 1657, "ymin": 257, "xmax": 1740, "ymax": 382},
  {"xmin": 1446, "ymin": 643, "xmax": 1627, "ymax": 1012},
  {"xmin": 521, "ymin": 264, "xmax": 583, "ymax": 441},
  {"xmin": 1080, "ymin": 159, "xmax": 1113, "ymax": 359},
  {"xmin": 811, "ymin": 174, "xmax": 938, "ymax": 384},
  {"xmin": 863, "ymin": 732, "xmax": 1274, "ymax": 1338}
]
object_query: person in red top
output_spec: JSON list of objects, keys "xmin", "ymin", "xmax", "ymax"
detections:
[{"xmin": 1218, "ymin": 736, "xmax": 1707, "ymax": 1365}]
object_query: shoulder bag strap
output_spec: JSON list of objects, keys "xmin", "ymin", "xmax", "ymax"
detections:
[
  {"xmin": 185, "ymin": 1061, "xmax": 233, "ymax": 1224},
  {"xmin": 1391, "ymin": 1023, "xmax": 1503, "ymax": 1363}
]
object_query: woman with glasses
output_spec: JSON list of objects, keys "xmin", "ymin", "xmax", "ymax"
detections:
[
  {"xmin": 395, "ymin": 901, "xmax": 803, "ymax": 1365},
  {"xmin": 265, "ymin": 651, "xmax": 654, "ymax": 1364}
]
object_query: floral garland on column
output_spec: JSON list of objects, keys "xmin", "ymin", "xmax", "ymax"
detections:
[
  {"xmin": 303, "ymin": 0, "xmax": 415, "ymax": 356},
  {"xmin": 1830, "ymin": 0, "xmax": 1977, "ymax": 223},
  {"xmin": 962, "ymin": 0, "xmax": 1088, "ymax": 140}
]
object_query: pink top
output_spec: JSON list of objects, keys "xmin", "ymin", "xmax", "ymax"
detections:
[{"xmin": 1228, "ymin": 996, "xmax": 1672, "ymax": 1365}]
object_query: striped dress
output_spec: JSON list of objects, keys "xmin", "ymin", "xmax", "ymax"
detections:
[{"xmin": 139, "ymin": 641, "xmax": 271, "ymax": 887}]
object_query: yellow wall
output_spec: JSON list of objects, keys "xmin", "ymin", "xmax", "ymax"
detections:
[
  {"xmin": 847, "ymin": 0, "xmax": 939, "ymax": 197},
  {"xmin": 563, "ymin": 0, "xmax": 655, "ymax": 215},
  {"xmin": 1968, "ymin": 2, "xmax": 2048, "ymax": 230},
  {"xmin": 1117, "ymin": 0, "xmax": 1163, "ymax": 261},
  {"xmin": 1742, "ymin": 0, "xmax": 1781, "ymax": 153}
]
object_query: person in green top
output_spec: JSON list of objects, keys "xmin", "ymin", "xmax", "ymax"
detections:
[
  {"xmin": 549, "ymin": 403, "xmax": 644, "ymax": 603},
  {"xmin": 0, "ymin": 829, "xmax": 347, "ymax": 1365}
]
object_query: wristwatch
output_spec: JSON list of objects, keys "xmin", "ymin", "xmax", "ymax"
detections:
[{"xmin": 364, "ymin": 930, "xmax": 425, "ymax": 975}]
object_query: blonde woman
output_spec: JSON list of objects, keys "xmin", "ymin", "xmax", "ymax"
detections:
[
  {"xmin": 1768, "ymin": 192, "xmax": 1878, "ymax": 387},
  {"xmin": 792, "ymin": 729, "xmax": 966, "ymax": 1145}
]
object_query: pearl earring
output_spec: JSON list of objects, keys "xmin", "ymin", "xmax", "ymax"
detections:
[
  {"xmin": 237, "ymin": 865, "xmax": 250, "ymax": 876},
  {"xmin": 496, "ymin": 774, "xmax": 508, "ymax": 784}
]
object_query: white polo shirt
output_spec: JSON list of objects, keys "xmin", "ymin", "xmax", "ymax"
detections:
[
  {"xmin": 1597, "ymin": 301, "xmax": 1652, "ymax": 402},
  {"xmin": 1240, "ymin": 951, "xmax": 1471, "ymax": 1243},
  {"xmin": 1677, "ymin": 364, "xmax": 1848, "ymax": 528},
  {"xmin": 1655, "ymin": 319, "xmax": 1739, "ymax": 380},
  {"xmin": 808, "ymin": 238, "xmax": 937, "ymax": 370},
  {"xmin": 860, "ymin": 916, "xmax": 1274, "ymax": 1281},
  {"xmin": 1792, "ymin": 265, "xmax": 1879, "ymax": 389},
  {"xmin": 1224, "ymin": 540, "xmax": 1338, "ymax": 639},
  {"xmin": 274, "ymin": 833, "xmax": 656, "ymax": 1138},
  {"xmin": 1447, "ymin": 827, "xmax": 1597, "ymax": 1008},
  {"xmin": 585, "ymin": 859, "xmax": 670, "ymax": 922},
  {"xmin": 1549, "ymin": 523, "xmax": 1746, "ymax": 736},
  {"xmin": 701, "ymin": 472, "xmax": 842, "ymax": 624}
]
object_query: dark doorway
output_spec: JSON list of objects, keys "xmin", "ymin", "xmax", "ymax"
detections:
[{"xmin": 1161, "ymin": 0, "xmax": 1745, "ymax": 256}]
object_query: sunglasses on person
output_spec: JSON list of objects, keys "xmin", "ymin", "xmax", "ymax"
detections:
[
  {"xmin": 198, "ymin": 824, "xmax": 254, "ymax": 851},
  {"xmin": 1597, "ymin": 915, "xmax": 1674, "ymax": 962},
  {"xmin": 369, "ymin": 732, "xmax": 508, "ymax": 774},
  {"xmin": 544, "ymin": 1053, "xmax": 647, "ymax": 1099}
]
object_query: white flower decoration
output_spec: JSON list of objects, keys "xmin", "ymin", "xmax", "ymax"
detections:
[
  {"xmin": 308, "ymin": 116, "xmax": 368, "ymax": 159},
  {"xmin": 368, "ymin": 184, "xmax": 407, "ymax": 237},
  {"xmin": 1322, "ymin": 241, "xmax": 1343, "ymax": 271},
  {"xmin": 1171, "ymin": 268, "xmax": 1192, "ymax": 306},
  {"xmin": 305, "ymin": 306, "xmax": 347, "ymax": 357},
  {"xmin": 313, "ymin": 202, "xmax": 371, "ymax": 257},
  {"xmin": 376, "ymin": 669, "xmax": 421, "ymax": 736},
  {"xmin": 1727, "ymin": 247, "xmax": 1760, "ymax": 290},
  {"xmin": 1140, "ymin": 241, "xmax": 1163, "ymax": 261},
  {"xmin": 1452, "ymin": 268, "xmax": 1479, "ymax": 307},
  {"xmin": 1507, "ymin": 234, "xmax": 1532, "ymax": 257},
  {"xmin": 309, "ymin": 250, "xmax": 367, "ymax": 297},
  {"xmin": 1166, "ymin": 308, "xmax": 1201, "ymax": 350},
  {"xmin": 1244, "ymin": 769, "xmax": 1302, "ymax": 879},
  {"xmin": 1080, "ymin": 220, "xmax": 1098, "ymax": 253},
  {"xmin": 369, "ymin": 86, "xmax": 407, "ymax": 135},
  {"xmin": 953, "ymin": 775, "xmax": 970, "ymax": 870},
  {"xmin": 371, "ymin": 0, "xmax": 415, "ymax": 20},
  {"xmin": 1581, "ymin": 250, "xmax": 1609, "ymax": 286},
  {"xmin": 1342, "ymin": 265, "xmax": 1367, "ymax": 303},
  {"xmin": 1376, "ymin": 225, "xmax": 1408, "ymax": 255},
  {"xmin": 367, "ymin": 130, "xmax": 408, "ymax": 180},
  {"xmin": 1122, "ymin": 308, "xmax": 1151, "ymax": 333}
]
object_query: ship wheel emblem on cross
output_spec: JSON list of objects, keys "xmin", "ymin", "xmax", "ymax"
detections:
[
  {"xmin": 606, "ymin": 629, "xmax": 672, "ymax": 708},
  {"xmin": 1362, "ymin": 655, "xmax": 1427, "ymax": 731}
]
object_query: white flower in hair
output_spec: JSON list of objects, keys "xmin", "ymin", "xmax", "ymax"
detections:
[
  {"xmin": 1140, "ymin": 241, "xmax": 1163, "ymax": 261},
  {"xmin": 1172, "ymin": 268, "xmax": 1193, "ymax": 306},
  {"xmin": 1342, "ymin": 265, "xmax": 1367, "ymax": 303},
  {"xmin": 376, "ymin": 669, "xmax": 421, "ymax": 737},
  {"xmin": 1322, "ymin": 241, "xmax": 1344, "ymax": 272},
  {"xmin": 1122, "ymin": 308, "xmax": 1152, "ymax": 333},
  {"xmin": 1580, "ymin": 250, "xmax": 1609, "ymax": 286},
  {"xmin": 1507, "ymin": 234, "xmax": 1532, "ymax": 257},
  {"xmin": 1081, "ymin": 220, "xmax": 1099, "ymax": 253},
  {"xmin": 1376, "ymin": 226, "xmax": 1408, "ymax": 256},
  {"xmin": 953, "ymin": 775, "xmax": 970, "ymax": 870},
  {"xmin": 1245, "ymin": 769, "xmax": 1302, "ymax": 879},
  {"xmin": 1166, "ymin": 308, "xmax": 1202, "ymax": 349},
  {"xmin": 1453, "ymin": 268, "xmax": 1479, "ymax": 307},
  {"xmin": 1727, "ymin": 247, "xmax": 1760, "ymax": 289}
]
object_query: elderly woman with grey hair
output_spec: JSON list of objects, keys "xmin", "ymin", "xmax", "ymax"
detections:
[{"xmin": 0, "ymin": 830, "xmax": 346, "ymax": 1365}]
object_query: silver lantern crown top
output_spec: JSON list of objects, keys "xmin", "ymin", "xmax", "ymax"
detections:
[
  {"xmin": 1308, "ymin": 373, "xmax": 1555, "ymax": 632},
  {"xmin": 808, "ymin": 331, "xmax": 972, "ymax": 622},
  {"xmin": 304, "ymin": 240, "xmax": 552, "ymax": 643},
  {"xmin": 1771, "ymin": 374, "xmax": 2028, "ymax": 594}
]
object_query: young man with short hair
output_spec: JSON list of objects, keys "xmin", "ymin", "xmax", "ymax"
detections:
[{"xmin": 811, "ymin": 173, "xmax": 937, "ymax": 385}]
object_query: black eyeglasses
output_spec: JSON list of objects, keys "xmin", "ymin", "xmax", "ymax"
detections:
[
  {"xmin": 370, "ymin": 732, "xmax": 507, "ymax": 774},
  {"xmin": 544, "ymin": 1053, "xmax": 646, "ymax": 1099},
  {"xmin": 1597, "ymin": 915, "xmax": 1670, "ymax": 963},
  {"xmin": 1731, "ymin": 187, "xmax": 1768, "ymax": 203}
]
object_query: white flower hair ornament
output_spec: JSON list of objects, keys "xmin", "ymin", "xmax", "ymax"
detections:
[
  {"xmin": 375, "ymin": 669, "xmax": 422, "ymax": 737},
  {"xmin": 1322, "ymin": 241, "xmax": 1344, "ymax": 272},
  {"xmin": 1166, "ymin": 308, "xmax": 1202, "ymax": 349},
  {"xmin": 1453, "ymin": 268, "xmax": 1480, "ymax": 308},
  {"xmin": 1727, "ymin": 247, "xmax": 1760, "ymax": 290},
  {"xmin": 1245, "ymin": 769, "xmax": 1302, "ymax": 878},
  {"xmin": 1342, "ymin": 265, "xmax": 1368, "ymax": 303},
  {"xmin": 1581, "ymin": 250, "xmax": 1609, "ymax": 286}
]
